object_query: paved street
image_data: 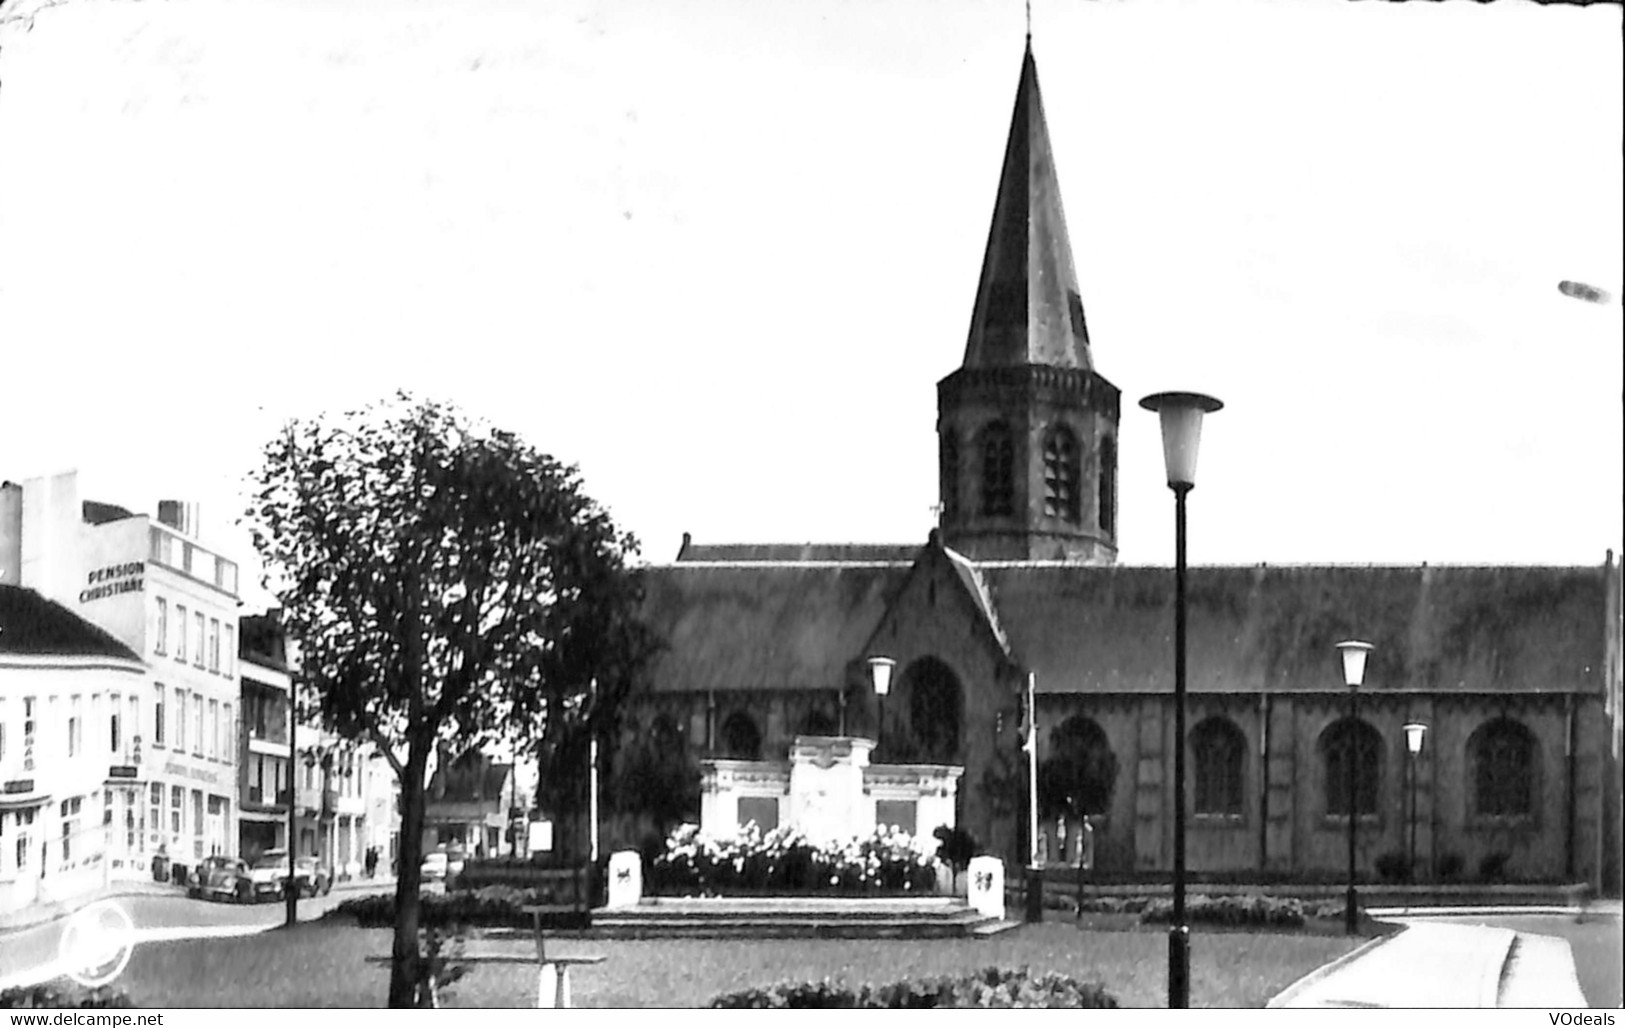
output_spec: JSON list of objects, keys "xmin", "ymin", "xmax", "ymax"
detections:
[{"xmin": 0, "ymin": 881, "xmax": 396, "ymax": 992}]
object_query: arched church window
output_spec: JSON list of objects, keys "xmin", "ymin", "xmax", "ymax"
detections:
[
  {"xmin": 903, "ymin": 657, "xmax": 963, "ymax": 763},
  {"xmin": 1099, "ymin": 435, "xmax": 1117, "ymax": 537},
  {"xmin": 1042, "ymin": 426, "xmax": 1081, "ymax": 523},
  {"xmin": 979, "ymin": 422, "xmax": 1014, "ymax": 517},
  {"xmin": 1038, "ymin": 716, "xmax": 1118, "ymax": 820},
  {"xmin": 1470, "ymin": 718, "xmax": 1535, "ymax": 819},
  {"xmin": 720, "ymin": 712, "xmax": 762, "ymax": 761},
  {"xmin": 1191, "ymin": 717, "xmax": 1246, "ymax": 816},
  {"xmin": 940, "ymin": 429, "xmax": 959, "ymax": 521},
  {"xmin": 1320, "ymin": 717, "xmax": 1380, "ymax": 817}
]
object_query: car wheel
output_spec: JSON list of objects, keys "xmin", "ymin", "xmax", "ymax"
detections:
[{"xmin": 237, "ymin": 882, "xmax": 253, "ymax": 904}]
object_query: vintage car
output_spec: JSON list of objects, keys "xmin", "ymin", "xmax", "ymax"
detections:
[
  {"xmin": 255, "ymin": 849, "xmax": 334, "ymax": 899},
  {"xmin": 188, "ymin": 856, "xmax": 253, "ymax": 903}
]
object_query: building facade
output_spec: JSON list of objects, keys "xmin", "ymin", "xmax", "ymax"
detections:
[
  {"xmin": 621, "ymin": 45, "xmax": 1624, "ymax": 892},
  {"xmin": 3, "ymin": 472, "xmax": 242, "ymax": 883},
  {"xmin": 0, "ymin": 586, "xmax": 148, "ymax": 914}
]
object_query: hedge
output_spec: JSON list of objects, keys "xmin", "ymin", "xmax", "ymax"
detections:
[
  {"xmin": 330, "ymin": 884, "xmax": 584, "ymax": 929},
  {"xmin": 1139, "ymin": 894, "xmax": 1305, "ymax": 928},
  {"xmin": 710, "ymin": 967, "xmax": 1118, "ymax": 1008},
  {"xmin": 1, "ymin": 985, "xmax": 134, "ymax": 1008}
]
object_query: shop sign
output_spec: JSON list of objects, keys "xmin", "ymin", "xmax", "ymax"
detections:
[
  {"xmin": 161, "ymin": 760, "xmax": 221, "ymax": 788},
  {"xmin": 81, "ymin": 561, "xmax": 145, "ymax": 603},
  {"xmin": 3, "ymin": 779, "xmax": 36, "ymax": 794},
  {"xmin": 108, "ymin": 765, "xmax": 139, "ymax": 779}
]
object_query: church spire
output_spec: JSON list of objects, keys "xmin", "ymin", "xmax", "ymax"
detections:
[{"xmin": 962, "ymin": 41, "xmax": 1094, "ymax": 371}]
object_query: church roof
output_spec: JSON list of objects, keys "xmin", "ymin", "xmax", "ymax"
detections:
[
  {"xmin": 981, "ymin": 563, "xmax": 1610, "ymax": 695},
  {"xmin": 0, "ymin": 585, "xmax": 141, "ymax": 661},
  {"xmin": 638, "ymin": 559, "xmax": 1613, "ymax": 698},
  {"xmin": 961, "ymin": 42, "xmax": 1094, "ymax": 372}
]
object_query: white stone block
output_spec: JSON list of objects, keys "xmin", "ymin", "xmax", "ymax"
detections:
[
  {"xmin": 606, "ymin": 850, "xmax": 642, "ymax": 910},
  {"xmin": 967, "ymin": 855, "xmax": 1004, "ymax": 919}
]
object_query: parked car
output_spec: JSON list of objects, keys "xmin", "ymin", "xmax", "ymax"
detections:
[
  {"xmin": 420, "ymin": 847, "xmax": 466, "ymax": 883},
  {"xmin": 294, "ymin": 855, "xmax": 334, "ymax": 897},
  {"xmin": 242, "ymin": 850, "xmax": 333, "ymax": 900},
  {"xmin": 244, "ymin": 850, "xmax": 296, "ymax": 903},
  {"xmin": 188, "ymin": 856, "xmax": 253, "ymax": 903}
]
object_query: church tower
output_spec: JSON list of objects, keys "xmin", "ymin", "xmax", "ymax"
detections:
[{"xmin": 937, "ymin": 42, "xmax": 1120, "ymax": 564}]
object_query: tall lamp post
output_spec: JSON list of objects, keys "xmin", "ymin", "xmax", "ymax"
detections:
[
  {"xmin": 1402, "ymin": 721, "xmax": 1428, "ymax": 882},
  {"xmin": 867, "ymin": 656, "xmax": 895, "ymax": 758},
  {"xmin": 1139, "ymin": 390, "xmax": 1224, "ymax": 1010},
  {"xmin": 1336, "ymin": 640, "xmax": 1373, "ymax": 935}
]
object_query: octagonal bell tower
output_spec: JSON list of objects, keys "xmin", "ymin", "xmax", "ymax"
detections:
[{"xmin": 937, "ymin": 42, "xmax": 1120, "ymax": 564}]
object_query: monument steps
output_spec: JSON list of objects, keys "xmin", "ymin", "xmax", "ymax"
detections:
[{"xmin": 567, "ymin": 896, "xmax": 1021, "ymax": 940}]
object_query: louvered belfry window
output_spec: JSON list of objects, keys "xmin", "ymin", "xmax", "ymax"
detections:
[
  {"xmin": 980, "ymin": 422, "xmax": 1014, "ymax": 517},
  {"xmin": 1043, "ymin": 426, "xmax": 1081, "ymax": 523}
]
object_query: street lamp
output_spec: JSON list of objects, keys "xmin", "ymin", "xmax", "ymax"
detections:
[
  {"xmin": 1402, "ymin": 721, "xmax": 1428, "ymax": 883},
  {"xmin": 867, "ymin": 657, "xmax": 895, "ymax": 759},
  {"xmin": 1336, "ymin": 640, "xmax": 1373, "ymax": 935},
  {"xmin": 1139, "ymin": 390, "xmax": 1223, "ymax": 1010}
]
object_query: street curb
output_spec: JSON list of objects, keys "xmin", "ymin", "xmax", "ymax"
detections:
[
  {"xmin": 1265, "ymin": 924, "xmax": 1408, "ymax": 1009},
  {"xmin": 0, "ymin": 885, "xmax": 187, "ymax": 937}
]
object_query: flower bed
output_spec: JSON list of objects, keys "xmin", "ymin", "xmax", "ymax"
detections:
[
  {"xmin": 651, "ymin": 822, "xmax": 940, "ymax": 896},
  {"xmin": 710, "ymin": 967, "xmax": 1119, "ymax": 1008}
]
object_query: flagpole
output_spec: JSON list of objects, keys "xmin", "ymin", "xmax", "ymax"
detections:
[
  {"xmin": 1027, "ymin": 671, "xmax": 1039, "ymax": 867},
  {"xmin": 588, "ymin": 678, "xmax": 600, "ymax": 865}
]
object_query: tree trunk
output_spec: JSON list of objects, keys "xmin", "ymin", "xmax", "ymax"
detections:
[{"xmin": 387, "ymin": 738, "xmax": 431, "ymax": 1008}]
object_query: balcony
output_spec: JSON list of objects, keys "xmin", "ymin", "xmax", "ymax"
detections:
[{"xmin": 242, "ymin": 786, "xmax": 291, "ymax": 813}]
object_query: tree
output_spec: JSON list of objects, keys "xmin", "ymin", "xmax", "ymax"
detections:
[
  {"xmin": 1037, "ymin": 717, "xmax": 1119, "ymax": 823},
  {"xmin": 606, "ymin": 714, "xmax": 699, "ymax": 842},
  {"xmin": 244, "ymin": 392, "xmax": 656, "ymax": 1008}
]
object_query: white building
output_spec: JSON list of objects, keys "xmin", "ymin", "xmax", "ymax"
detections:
[
  {"xmin": 0, "ymin": 585, "xmax": 148, "ymax": 914},
  {"xmin": 2, "ymin": 472, "xmax": 241, "ymax": 884}
]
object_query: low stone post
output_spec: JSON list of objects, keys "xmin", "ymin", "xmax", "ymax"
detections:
[
  {"xmin": 967, "ymin": 855, "xmax": 1004, "ymax": 920},
  {"xmin": 605, "ymin": 850, "xmax": 642, "ymax": 910}
]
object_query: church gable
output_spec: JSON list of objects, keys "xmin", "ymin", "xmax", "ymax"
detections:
[{"xmin": 639, "ymin": 562, "xmax": 908, "ymax": 694}]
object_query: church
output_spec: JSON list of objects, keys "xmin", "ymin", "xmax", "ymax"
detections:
[{"xmin": 620, "ymin": 44, "xmax": 1623, "ymax": 891}]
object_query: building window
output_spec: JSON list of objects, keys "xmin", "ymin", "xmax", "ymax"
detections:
[
  {"xmin": 223, "ymin": 625, "xmax": 235, "ymax": 679},
  {"xmin": 207, "ymin": 700, "xmax": 219, "ymax": 760},
  {"xmin": 1470, "ymin": 718, "xmax": 1535, "ymax": 819},
  {"xmin": 149, "ymin": 783, "xmax": 162, "ymax": 846},
  {"xmin": 940, "ymin": 429, "xmax": 959, "ymax": 521},
  {"xmin": 154, "ymin": 598, "xmax": 168, "ymax": 656},
  {"xmin": 153, "ymin": 685, "xmax": 166, "ymax": 747},
  {"xmin": 110, "ymin": 705, "xmax": 121, "ymax": 755},
  {"xmin": 176, "ymin": 606, "xmax": 188, "ymax": 663},
  {"xmin": 170, "ymin": 786, "xmax": 183, "ymax": 837},
  {"xmin": 174, "ymin": 690, "xmax": 186, "ymax": 752},
  {"xmin": 208, "ymin": 619, "xmax": 220, "ymax": 673},
  {"xmin": 193, "ymin": 612, "xmax": 205, "ymax": 667},
  {"xmin": 1042, "ymin": 426, "xmax": 1081, "ymax": 523},
  {"xmin": 193, "ymin": 695, "xmax": 204, "ymax": 757},
  {"xmin": 1191, "ymin": 717, "xmax": 1246, "ymax": 816},
  {"xmin": 979, "ymin": 421, "xmax": 1014, "ymax": 517},
  {"xmin": 720, "ymin": 712, "xmax": 762, "ymax": 761},
  {"xmin": 222, "ymin": 703, "xmax": 233, "ymax": 762},
  {"xmin": 1320, "ymin": 717, "xmax": 1380, "ymax": 817},
  {"xmin": 60, "ymin": 797, "xmax": 81, "ymax": 864},
  {"xmin": 1099, "ymin": 435, "xmax": 1117, "ymax": 537},
  {"xmin": 68, "ymin": 717, "xmax": 79, "ymax": 758}
]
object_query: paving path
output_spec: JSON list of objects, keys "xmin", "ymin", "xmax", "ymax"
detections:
[{"xmin": 1272, "ymin": 907, "xmax": 1618, "ymax": 1008}]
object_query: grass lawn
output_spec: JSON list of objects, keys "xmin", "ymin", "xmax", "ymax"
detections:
[{"xmin": 114, "ymin": 916, "xmax": 1366, "ymax": 1008}]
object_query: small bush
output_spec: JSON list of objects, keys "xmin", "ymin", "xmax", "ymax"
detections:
[
  {"xmin": 1076, "ymin": 895, "xmax": 1150, "ymax": 915},
  {"xmin": 1374, "ymin": 851, "xmax": 1410, "ymax": 882},
  {"xmin": 1478, "ymin": 851, "xmax": 1511, "ymax": 882},
  {"xmin": 1140, "ymin": 894, "xmax": 1305, "ymax": 928},
  {"xmin": 709, "ymin": 968, "xmax": 1118, "ymax": 1008},
  {"xmin": 0, "ymin": 985, "xmax": 134, "ymax": 1008},
  {"xmin": 1434, "ymin": 851, "xmax": 1465, "ymax": 880}
]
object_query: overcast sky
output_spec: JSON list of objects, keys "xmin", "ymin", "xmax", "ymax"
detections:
[{"xmin": 1, "ymin": 0, "xmax": 1620, "ymax": 604}]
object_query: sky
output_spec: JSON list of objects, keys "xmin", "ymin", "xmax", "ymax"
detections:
[{"xmin": 0, "ymin": 0, "xmax": 1620, "ymax": 610}]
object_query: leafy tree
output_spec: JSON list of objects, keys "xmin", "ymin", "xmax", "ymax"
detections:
[
  {"xmin": 606, "ymin": 714, "xmax": 699, "ymax": 840},
  {"xmin": 244, "ymin": 392, "xmax": 656, "ymax": 1008}
]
